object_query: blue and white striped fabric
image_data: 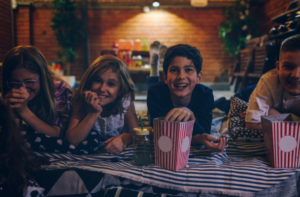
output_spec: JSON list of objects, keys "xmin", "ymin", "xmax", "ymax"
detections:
[{"xmin": 35, "ymin": 140, "xmax": 300, "ymax": 197}]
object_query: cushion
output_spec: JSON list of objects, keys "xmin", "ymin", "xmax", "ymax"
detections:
[{"xmin": 228, "ymin": 96, "xmax": 263, "ymax": 141}]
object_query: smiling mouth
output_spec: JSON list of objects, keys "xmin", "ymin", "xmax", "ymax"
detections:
[
  {"xmin": 98, "ymin": 95, "xmax": 109, "ymax": 99},
  {"xmin": 174, "ymin": 84, "xmax": 188, "ymax": 88},
  {"xmin": 288, "ymin": 80, "xmax": 300, "ymax": 85}
]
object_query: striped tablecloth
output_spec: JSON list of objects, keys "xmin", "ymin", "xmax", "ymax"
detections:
[{"xmin": 35, "ymin": 140, "xmax": 300, "ymax": 197}]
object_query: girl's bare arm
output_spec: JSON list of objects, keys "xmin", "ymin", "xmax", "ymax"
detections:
[
  {"xmin": 65, "ymin": 109, "xmax": 100, "ymax": 146},
  {"xmin": 6, "ymin": 87, "xmax": 63, "ymax": 137},
  {"xmin": 103, "ymin": 102, "xmax": 139, "ymax": 154},
  {"xmin": 19, "ymin": 108, "xmax": 62, "ymax": 137}
]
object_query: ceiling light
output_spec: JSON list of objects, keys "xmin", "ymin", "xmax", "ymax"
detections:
[
  {"xmin": 153, "ymin": 1, "xmax": 160, "ymax": 7},
  {"xmin": 191, "ymin": 0, "xmax": 208, "ymax": 7}
]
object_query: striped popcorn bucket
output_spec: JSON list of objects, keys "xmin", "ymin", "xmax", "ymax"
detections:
[
  {"xmin": 153, "ymin": 118, "xmax": 194, "ymax": 171},
  {"xmin": 261, "ymin": 114, "xmax": 300, "ymax": 168}
]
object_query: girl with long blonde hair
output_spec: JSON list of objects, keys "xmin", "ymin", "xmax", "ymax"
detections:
[{"xmin": 66, "ymin": 55, "xmax": 138, "ymax": 155}]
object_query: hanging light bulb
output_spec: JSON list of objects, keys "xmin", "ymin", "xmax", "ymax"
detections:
[{"xmin": 153, "ymin": 0, "xmax": 160, "ymax": 7}]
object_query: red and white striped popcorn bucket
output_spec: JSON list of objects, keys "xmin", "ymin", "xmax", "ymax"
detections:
[
  {"xmin": 261, "ymin": 114, "xmax": 300, "ymax": 168},
  {"xmin": 153, "ymin": 118, "xmax": 194, "ymax": 171}
]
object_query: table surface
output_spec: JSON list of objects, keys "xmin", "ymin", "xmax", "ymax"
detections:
[{"xmin": 36, "ymin": 140, "xmax": 300, "ymax": 197}]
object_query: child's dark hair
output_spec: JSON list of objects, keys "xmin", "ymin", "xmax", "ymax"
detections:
[
  {"xmin": 280, "ymin": 35, "xmax": 300, "ymax": 60},
  {"xmin": 0, "ymin": 98, "xmax": 41, "ymax": 195},
  {"xmin": 163, "ymin": 44, "xmax": 203, "ymax": 75},
  {"xmin": 72, "ymin": 55, "xmax": 135, "ymax": 115}
]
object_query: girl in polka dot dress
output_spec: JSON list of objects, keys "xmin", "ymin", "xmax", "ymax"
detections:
[
  {"xmin": 2, "ymin": 46, "xmax": 73, "ymax": 153},
  {"xmin": 66, "ymin": 55, "xmax": 138, "ymax": 155}
]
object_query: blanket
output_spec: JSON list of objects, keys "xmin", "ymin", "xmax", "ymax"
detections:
[{"xmin": 35, "ymin": 140, "xmax": 300, "ymax": 197}]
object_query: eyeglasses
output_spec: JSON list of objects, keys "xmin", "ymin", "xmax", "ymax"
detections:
[{"xmin": 6, "ymin": 76, "xmax": 40, "ymax": 89}]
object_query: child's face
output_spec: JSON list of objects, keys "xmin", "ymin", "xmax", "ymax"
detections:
[
  {"xmin": 164, "ymin": 56, "xmax": 202, "ymax": 104},
  {"xmin": 276, "ymin": 51, "xmax": 300, "ymax": 96},
  {"xmin": 10, "ymin": 68, "xmax": 40, "ymax": 101},
  {"xmin": 90, "ymin": 69, "xmax": 120, "ymax": 106}
]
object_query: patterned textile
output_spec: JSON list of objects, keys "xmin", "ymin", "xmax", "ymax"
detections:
[
  {"xmin": 0, "ymin": 179, "xmax": 44, "ymax": 197},
  {"xmin": 35, "ymin": 140, "xmax": 300, "ymax": 197},
  {"xmin": 92, "ymin": 96, "xmax": 131, "ymax": 148},
  {"xmin": 228, "ymin": 96, "xmax": 263, "ymax": 141},
  {"xmin": 53, "ymin": 79, "xmax": 73, "ymax": 134},
  {"xmin": 37, "ymin": 169, "xmax": 104, "ymax": 197},
  {"xmin": 103, "ymin": 187, "xmax": 186, "ymax": 197}
]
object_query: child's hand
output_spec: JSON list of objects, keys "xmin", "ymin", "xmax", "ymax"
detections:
[
  {"xmin": 103, "ymin": 135, "xmax": 126, "ymax": 155},
  {"xmin": 5, "ymin": 87, "xmax": 29, "ymax": 112},
  {"xmin": 164, "ymin": 107, "xmax": 195, "ymax": 122},
  {"xmin": 192, "ymin": 133, "xmax": 226, "ymax": 152},
  {"xmin": 240, "ymin": 111, "xmax": 246, "ymax": 118},
  {"xmin": 84, "ymin": 91, "xmax": 102, "ymax": 113}
]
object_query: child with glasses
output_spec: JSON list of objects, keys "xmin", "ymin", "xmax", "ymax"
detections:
[{"xmin": 1, "ymin": 45, "xmax": 73, "ymax": 153}]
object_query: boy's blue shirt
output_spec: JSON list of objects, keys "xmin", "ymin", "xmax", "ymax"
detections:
[{"xmin": 147, "ymin": 82, "xmax": 214, "ymax": 135}]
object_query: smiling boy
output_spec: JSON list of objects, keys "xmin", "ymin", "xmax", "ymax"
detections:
[
  {"xmin": 246, "ymin": 35, "xmax": 300, "ymax": 130},
  {"xmin": 147, "ymin": 44, "xmax": 226, "ymax": 152}
]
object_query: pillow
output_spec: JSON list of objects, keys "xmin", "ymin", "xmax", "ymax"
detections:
[{"xmin": 228, "ymin": 96, "xmax": 263, "ymax": 141}]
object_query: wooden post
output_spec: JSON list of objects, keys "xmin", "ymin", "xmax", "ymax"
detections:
[{"xmin": 82, "ymin": 0, "xmax": 90, "ymax": 71}]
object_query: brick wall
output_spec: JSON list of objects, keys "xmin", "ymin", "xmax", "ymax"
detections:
[
  {"xmin": 15, "ymin": 5, "xmax": 31, "ymax": 46},
  {"xmin": 88, "ymin": 8, "xmax": 233, "ymax": 82},
  {"xmin": 14, "ymin": 6, "xmax": 232, "ymax": 82},
  {"xmin": 13, "ymin": 0, "xmax": 294, "ymax": 82},
  {"xmin": 0, "ymin": 0, "xmax": 13, "ymax": 91}
]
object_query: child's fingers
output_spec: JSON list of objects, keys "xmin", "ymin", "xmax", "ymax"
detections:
[
  {"xmin": 183, "ymin": 113, "xmax": 191, "ymax": 122},
  {"xmin": 164, "ymin": 109, "xmax": 176, "ymax": 121},
  {"xmin": 87, "ymin": 93, "xmax": 94, "ymax": 104},
  {"xmin": 10, "ymin": 103, "xmax": 21, "ymax": 108},
  {"xmin": 92, "ymin": 94, "xmax": 99, "ymax": 104},
  {"xmin": 206, "ymin": 134, "xmax": 219, "ymax": 142},
  {"xmin": 84, "ymin": 91, "xmax": 92, "ymax": 100},
  {"xmin": 5, "ymin": 92, "xmax": 25, "ymax": 99},
  {"xmin": 8, "ymin": 98, "xmax": 25, "ymax": 103},
  {"xmin": 104, "ymin": 142, "xmax": 113, "ymax": 151},
  {"xmin": 168, "ymin": 110, "xmax": 182, "ymax": 122},
  {"xmin": 175, "ymin": 112, "xmax": 186, "ymax": 122},
  {"xmin": 217, "ymin": 138, "xmax": 226, "ymax": 152},
  {"xmin": 108, "ymin": 147, "xmax": 120, "ymax": 155},
  {"xmin": 205, "ymin": 141, "xmax": 224, "ymax": 152},
  {"xmin": 10, "ymin": 88, "xmax": 24, "ymax": 94},
  {"xmin": 215, "ymin": 138, "xmax": 226, "ymax": 152},
  {"xmin": 103, "ymin": 137, "xmax": 114, "ymax": 144}
]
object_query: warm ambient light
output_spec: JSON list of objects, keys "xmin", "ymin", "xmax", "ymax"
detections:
[
  {"xmin": 143, "ymin": 6, "xmax": 150, "ymax": 12},
  {"xmin": 191, "ymin": 0, "xmax": 208, "ymax": 7},
  {"xmin": 153, "ymin": 1, "xmax": 160, "ymax": 7}
]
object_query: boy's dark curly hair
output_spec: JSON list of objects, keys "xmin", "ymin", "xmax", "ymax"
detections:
[
  {"xmin": 0, "ymin": 98, "xmax": 42, "ymax": 195},
  {"xmin": 163, "ymin": 44, "xmax": 203, "ymax": 75}
]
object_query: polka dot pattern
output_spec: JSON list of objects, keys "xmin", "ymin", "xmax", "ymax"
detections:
[{"xmin": 228, "ymin": 96, "xmax": 263, "ymax": 140}]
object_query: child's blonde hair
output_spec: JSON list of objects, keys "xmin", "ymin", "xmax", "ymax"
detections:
[
  {"xmin": 1, "ymin": 46, "xmax": 56, "ymax": 125},
  {"xmin": 73, "ymin": 55, "xmax": 135, "ymax": 115}
]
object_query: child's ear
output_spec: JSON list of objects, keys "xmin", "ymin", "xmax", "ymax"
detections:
[
  {"xmin": 276, "ymin": 61, "xmax": 280, "ymax": 70},
  {"xmin": 196, "ymin": 71, "xmax": 202, "ymax": 84},
  {"xmin": 163, "ymin": 72, "xmax": 168, "ymax": 84}
]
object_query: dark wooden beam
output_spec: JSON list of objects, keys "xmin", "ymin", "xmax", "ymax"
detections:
[
  {"xmin": 81, "ymin": 0, "xmax": 90, "ymax": 71},
  {"xmin": 33, "ymin": 1, "xmax": 235, "ymax": 9}
]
